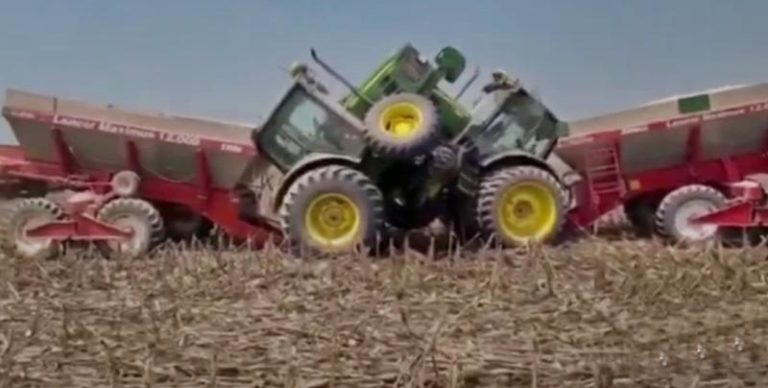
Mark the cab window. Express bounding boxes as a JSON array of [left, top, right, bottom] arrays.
[[474, 92, 556, 159], [258, 87, 365, 170]]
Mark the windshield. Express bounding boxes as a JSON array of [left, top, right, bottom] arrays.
[[472, 90, 558, 159], [258, 86, 365, 170]]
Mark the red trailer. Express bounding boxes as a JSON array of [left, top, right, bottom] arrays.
[[555, 83, 768, 243], [0, 89, 282, 260]]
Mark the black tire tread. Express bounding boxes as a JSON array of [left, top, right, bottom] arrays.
[[654, 184, 726, 241], [278, 165, 385, 254], [0, 197, 65, 260], [363, 93, 441, 159], [96, 198, 165, 258], [475, 166, 567, 247]]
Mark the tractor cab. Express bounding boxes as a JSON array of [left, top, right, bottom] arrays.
[[456, 70, 568, 161], [254, 66, 368, 173]]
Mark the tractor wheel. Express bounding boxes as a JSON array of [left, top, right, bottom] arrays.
[[363, 93, 441, 159], [0, 198, 64, 260], [279, 165, 384, 256], [476, 166, 567, 247], [96, 198, 165, 260], [654, 184, 726, 244]]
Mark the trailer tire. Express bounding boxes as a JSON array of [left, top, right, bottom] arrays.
[[654, 184, 726, 243], [0, 198, 65, 260], [363, 93, 441, 159], [279, 165, 384, 256], [476, 166, 567, 247], [96, 198, 165, 260]]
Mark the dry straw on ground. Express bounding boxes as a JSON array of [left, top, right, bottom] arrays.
[[2, 233, 768, 387]]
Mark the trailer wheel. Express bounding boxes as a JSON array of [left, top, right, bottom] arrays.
[[476, 166, 567, 247], [279, 165, 384, 256], [363, 93, 441, 159], [655, 184, 726, 243], [96, 198, 165, 259], [0, 198, 65, 260]]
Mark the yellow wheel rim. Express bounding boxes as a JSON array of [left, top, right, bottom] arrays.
[[378, 102, 424, 138], [497, 181, 558, 243], [305, 193, 361, 248]]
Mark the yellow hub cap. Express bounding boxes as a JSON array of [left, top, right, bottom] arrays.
[[379, 102, 423, 138], [305, 193, 361, 248], [497, 182, 557, 242]]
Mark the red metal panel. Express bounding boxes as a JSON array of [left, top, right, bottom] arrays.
[[566, 121, 768, 229], [5, 109, 257, 156], [689, 201, 755, 227]]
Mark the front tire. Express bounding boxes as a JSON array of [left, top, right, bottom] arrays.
[[278, 165, 385, 256], [476, 166, 567, 247]]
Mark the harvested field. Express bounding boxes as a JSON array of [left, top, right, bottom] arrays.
[[2, 234, 768, 387]]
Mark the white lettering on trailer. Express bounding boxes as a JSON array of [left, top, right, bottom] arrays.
[[665, 116, 701, 128], [125, 126, 156, 139], [749, 103, 768, 113], [54, 115, 98, 130], [18, 110, 251, 154], [220, 143, 243, 153], [98, 121, 124, 134], [703, 108, 746, 122], [160, 132, 200, 146], [8, 110, 35, 120], [97, 121, 156, 140]]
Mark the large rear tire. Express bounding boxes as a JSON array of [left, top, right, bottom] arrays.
[[654, 184, 726, 244], [0, 198, 64, 260], [96, 198, 165, 260], [363, 93, 441, 159], [279, 165, 385, 256], [475, 166, 567, 247]]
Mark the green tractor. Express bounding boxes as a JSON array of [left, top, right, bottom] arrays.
[[251, 45, 574, 255]]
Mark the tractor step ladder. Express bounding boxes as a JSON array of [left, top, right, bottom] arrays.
[[583, 143, 626, 200]]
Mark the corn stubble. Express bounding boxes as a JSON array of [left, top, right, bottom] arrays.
[[2, 231, 768, 387]]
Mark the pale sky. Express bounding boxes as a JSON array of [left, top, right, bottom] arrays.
[[2, 0, 767, 143]]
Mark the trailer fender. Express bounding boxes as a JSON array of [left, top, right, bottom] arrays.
[[273, 153, 362, 212]]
